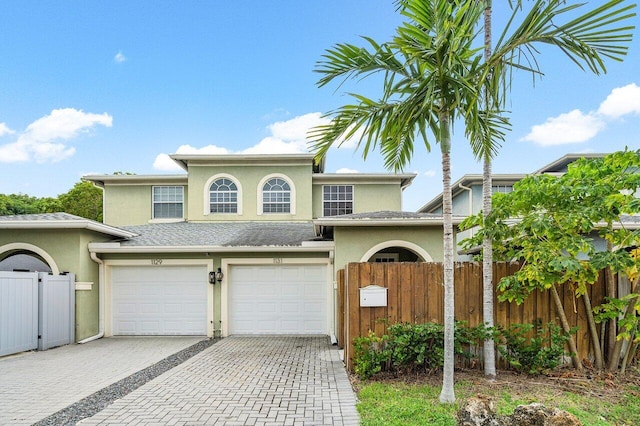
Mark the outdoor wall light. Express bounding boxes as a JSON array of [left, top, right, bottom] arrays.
[[209, 267, 224, 284]]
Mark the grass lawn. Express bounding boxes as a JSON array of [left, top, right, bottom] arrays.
[[355, 369, 640, 425]]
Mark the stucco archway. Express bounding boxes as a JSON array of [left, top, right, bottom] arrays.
[[0, 242, 60, 274], [359, 240, 433, 263]]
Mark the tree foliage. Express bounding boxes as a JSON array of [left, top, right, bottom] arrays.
[[461, 149, 640, 303], [58, 181, 103, 222], [0, 193, 61, 216], [0, 181, 103, 222], [461, 149, 640, 370]]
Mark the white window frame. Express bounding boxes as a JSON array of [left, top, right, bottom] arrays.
[[204, 174, 243, 216], [257, 174, 296, 215], [322, 185, 354, 216], [152, 186, 184, 219]]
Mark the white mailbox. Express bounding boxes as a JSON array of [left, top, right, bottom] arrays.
[[359, 285, 388, 307]]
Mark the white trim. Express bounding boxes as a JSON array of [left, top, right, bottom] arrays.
[[359, 240, 433, 262], [75, 281, 93, 291], [0, 219, 137, 238], [88, 243, 332, 254], [220, 257, 332, 337], [257, 173, 296, 216], [203, 173, 243, 216], [0, 242, 61, 275], [152, 185, 185, 220], [314, 217, 464, 226], [103, 259, 214, 337], [322, 184, 354, 216]]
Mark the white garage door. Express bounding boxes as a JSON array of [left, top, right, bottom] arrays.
[[229, 264, 327, 335], [111, 265, 207, 335]]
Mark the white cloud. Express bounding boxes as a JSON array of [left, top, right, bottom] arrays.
[[114, 51, 126, 63], [335, 168, 359, 173], [153, 154, 182, 171], [0, 123, 15, 137], [521, 109, 605, 146], [522, 83, 640, 147], [175, 144, 230, 155], [423, 170, 436, 177], [597, 83, 640, 118], [0, 108, 112, 163], [153, 144, 230, 171], [154, 113, 331, 171]]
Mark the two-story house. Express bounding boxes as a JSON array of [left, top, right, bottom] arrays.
[[0, 153, 452, 342]]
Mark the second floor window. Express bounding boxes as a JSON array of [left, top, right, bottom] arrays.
[[152, 186, 183, 219], [262, 178, 290, 213], [210, 178, 238, 213], [323, 185, 353, 216]]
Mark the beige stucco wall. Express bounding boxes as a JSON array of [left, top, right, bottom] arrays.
[[102, 184, 190, 227], [0, 229, 108, 341], [186, 164, 313, 221], [332, 226, 445, 274], [311, 183, 403, 218]]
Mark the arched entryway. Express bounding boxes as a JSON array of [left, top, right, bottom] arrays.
[[0, 243, 58, 274], [360, 240, 433, 263]]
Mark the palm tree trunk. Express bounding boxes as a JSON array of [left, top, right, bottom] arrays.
[[550, 284, 583, 371], [481, 0, 496, 379], [439, 117, 456, 404]]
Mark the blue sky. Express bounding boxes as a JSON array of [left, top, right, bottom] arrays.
[[0, 1, 638, 211]]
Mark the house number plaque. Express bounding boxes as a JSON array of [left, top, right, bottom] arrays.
[[151, 259, 163, 265]]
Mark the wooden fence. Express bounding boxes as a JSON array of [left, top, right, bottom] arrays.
[[338, 262, 606, 371]]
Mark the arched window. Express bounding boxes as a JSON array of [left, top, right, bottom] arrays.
[[262, 178, 291, 213], [210, 178, 238, 213]]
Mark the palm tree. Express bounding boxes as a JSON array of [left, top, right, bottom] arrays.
[[310, 0, 635, 403], [481, 0, 496, 380]]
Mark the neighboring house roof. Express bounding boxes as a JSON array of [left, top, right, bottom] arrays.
[[88, 221, 332, 254], [533, 153, 607, 174], [417, 153, 610, 213], [0, 213, 137, 239], [418, 174, 526, 213]]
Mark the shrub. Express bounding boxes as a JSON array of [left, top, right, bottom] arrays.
[[351, 321, 487, 379], [387, 322, 444, 373], [496, 321, 574, 374], [353, 331, 390, 380]]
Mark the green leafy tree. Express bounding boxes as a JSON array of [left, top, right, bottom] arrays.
[[461, 150, 640, 370], [0, 193, 60, 215], [58, 181, 103, 222], [310, 0, 635, 401]]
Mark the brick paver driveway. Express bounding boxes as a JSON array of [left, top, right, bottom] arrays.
[[0, 337, 204, 425], [80, 336, 359, 425]]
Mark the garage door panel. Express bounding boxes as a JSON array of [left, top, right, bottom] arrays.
[[111, 266, 207, 336], [229, 264, 327, 335]]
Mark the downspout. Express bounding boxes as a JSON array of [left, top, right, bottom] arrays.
[[79, 251, 105, 344], [329, 249, 337, 345]]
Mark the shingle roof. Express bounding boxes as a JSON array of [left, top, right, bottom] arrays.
[[119, 221, 318, 247], [0, 212, 86, 221], [326, 210, 446, 220], [0, 212, 136, 238]]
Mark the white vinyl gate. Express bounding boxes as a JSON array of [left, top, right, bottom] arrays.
[[0, 272, 75, 357]]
